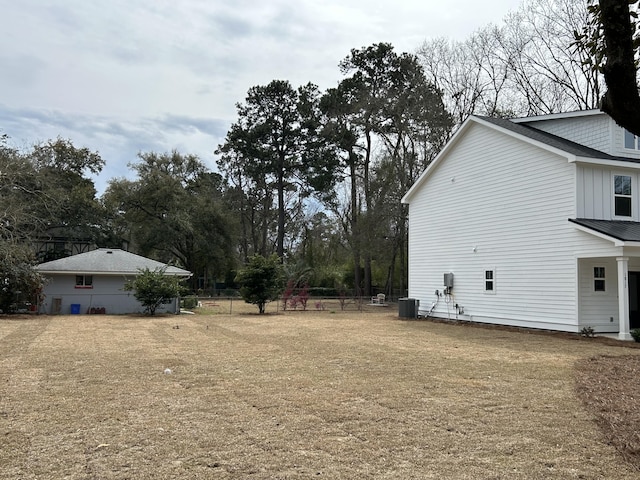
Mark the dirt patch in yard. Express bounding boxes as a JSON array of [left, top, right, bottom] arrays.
[[575, 354, 640, 470], [1, 304, 640, 479]]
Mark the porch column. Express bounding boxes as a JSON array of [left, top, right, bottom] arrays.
[[617, 256, 632, 340]]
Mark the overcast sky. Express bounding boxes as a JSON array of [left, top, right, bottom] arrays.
[[1, 0, 523, 193]]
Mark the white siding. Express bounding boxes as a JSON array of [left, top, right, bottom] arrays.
[[41, 274, 179, 315], [407, 122, 622, 332], [577, 255, 640, 332], [611, 125, 640, 159], [576, 165, 640, 220], [521, 114, 613, 153], [519, 113, 640, 159], [577, 258, 618, 332]]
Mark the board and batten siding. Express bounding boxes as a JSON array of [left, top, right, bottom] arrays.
[[611, 125, 640, 159], [408, 122, 581, 330], [576, 165, 640, 220]]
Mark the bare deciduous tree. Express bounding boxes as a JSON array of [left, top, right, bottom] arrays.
[[418, 0, 603, 123]]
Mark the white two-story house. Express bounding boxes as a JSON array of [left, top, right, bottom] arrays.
[[402, 110, 640, 340]]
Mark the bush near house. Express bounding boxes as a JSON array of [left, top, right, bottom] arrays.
[[124, 267, 185, 315]]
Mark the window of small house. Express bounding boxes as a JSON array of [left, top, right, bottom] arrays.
[[75, 275, 93, 288], [484, 270, 495, 293], [594, 267, 605, 292], [614, 174, 632, 217]]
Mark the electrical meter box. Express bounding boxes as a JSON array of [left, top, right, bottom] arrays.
[[444, 272, 454, 288]]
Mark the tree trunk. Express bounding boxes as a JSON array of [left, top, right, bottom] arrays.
[[599, 0, 640, 136], [276, 154, 286, 260], [349, 152, 362, 294], [362, 128, 373, 297]]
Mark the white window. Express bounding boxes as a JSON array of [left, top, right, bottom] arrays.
[[484, 269, 495, 293], [624, 129, 640, 150], [614, 174, 632, 217], [75, 275, 93, 288], [594, 267, 605, 292]]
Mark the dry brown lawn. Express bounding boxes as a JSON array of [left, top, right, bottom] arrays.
[[1, 301, 640, 479]]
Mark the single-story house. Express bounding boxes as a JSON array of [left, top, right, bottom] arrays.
[[36, 248, 192, 315], [402, 109, 640, 340]]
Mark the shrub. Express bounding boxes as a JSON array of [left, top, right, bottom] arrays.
[[580, 326, 595, 338], [235, 254, 284, 314], [631, 328, 640, 342], [182, 296, 199, 309], [124, 267, 186, 315]]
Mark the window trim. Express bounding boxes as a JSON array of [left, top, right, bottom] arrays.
[[593, 266, 606, 293], [613, 173, 633, 219], [484, 268, 496, 294], [75, 275, 93, 289], [624, 129, 640, 150]]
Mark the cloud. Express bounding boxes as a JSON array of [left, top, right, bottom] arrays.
[[0, 0, 525, 192], [0, 104, 228, 193]]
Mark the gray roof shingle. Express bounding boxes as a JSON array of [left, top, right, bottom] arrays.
[[477, 116, 640, 164], [36, 248, 191, 276], [569, 218, 640, 242]]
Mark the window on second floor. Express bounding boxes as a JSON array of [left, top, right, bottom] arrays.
[[614, 174, 632, 217], [624, 129, 640, 150]]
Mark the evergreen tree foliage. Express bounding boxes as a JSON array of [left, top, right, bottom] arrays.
[[235, 254, 284, 314], [103, 151, 237, 291]]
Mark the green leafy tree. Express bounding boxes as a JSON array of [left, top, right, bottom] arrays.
[[235, 254, 284, 314], [29, 138, 107, 253], [321, 43, 452, 296], [0, 137, 105, 248], [216, 80, 338, 260], [103, 151, 237, 291], [123, 267, 185, 315]]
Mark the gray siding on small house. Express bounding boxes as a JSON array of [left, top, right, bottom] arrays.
[[41, 274, 178, 315]]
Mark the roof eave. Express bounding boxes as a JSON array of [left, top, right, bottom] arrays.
[[37, 270, 192, 277], [570, 156, 640, 169], [510, 109, 602, 123]]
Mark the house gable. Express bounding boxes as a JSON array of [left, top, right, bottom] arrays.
[[402, 115, 584, 205]]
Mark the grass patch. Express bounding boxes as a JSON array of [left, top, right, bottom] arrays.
[[1, 309, 639, 478]]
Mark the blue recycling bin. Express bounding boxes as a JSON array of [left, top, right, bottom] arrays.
[[70, 304, 81, 314]]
